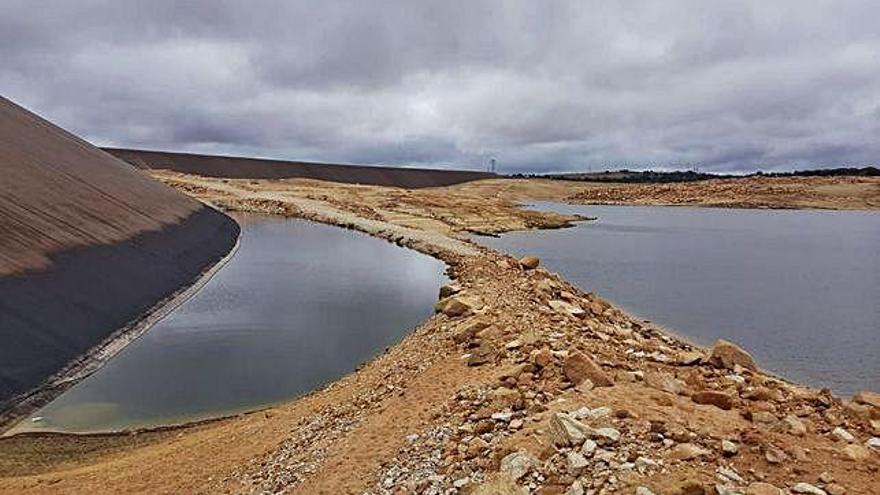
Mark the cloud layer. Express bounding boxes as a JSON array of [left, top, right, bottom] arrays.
[[2, 1, 879, 172]]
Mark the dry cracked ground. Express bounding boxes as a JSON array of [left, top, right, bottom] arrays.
[[0, 174, 878, 495]]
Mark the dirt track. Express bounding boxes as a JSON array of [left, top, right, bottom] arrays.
[[2, 173, 877, 495]]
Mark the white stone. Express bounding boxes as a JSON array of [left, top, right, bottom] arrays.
[[581, 439, 597, 456], [592, 427, 621, 444], [866, 437, 880, 451], [832, 427, 855, 443], [566, 451, 590, 475], [791, 483, 827, 495]]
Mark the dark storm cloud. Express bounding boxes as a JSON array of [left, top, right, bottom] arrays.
[[1, 0, 878, 172]]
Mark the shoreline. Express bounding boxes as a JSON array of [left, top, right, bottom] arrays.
[[2, 175, 877, 494], [0, 212, 242, 436]]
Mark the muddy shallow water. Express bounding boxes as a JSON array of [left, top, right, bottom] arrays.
[[11, 214, 446, 434], [481, 203, 880, 396]]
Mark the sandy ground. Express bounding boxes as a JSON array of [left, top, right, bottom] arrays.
[[1, 174, 877, 495]]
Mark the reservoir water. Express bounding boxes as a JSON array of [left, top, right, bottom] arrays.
[[11, 214, 446, 433], [481, 203, 880, 396]]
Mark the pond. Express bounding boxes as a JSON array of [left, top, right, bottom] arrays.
[[10, 214, 446, 433], [480, 203, 880, 396]]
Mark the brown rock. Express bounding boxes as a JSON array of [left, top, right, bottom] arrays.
[[453, 319, 491, 343], [853, 390, 880, 409], [532, 347, 553, 368], [491, 388, 524, 410], [439, 282, 462, 299], [563, 351, 613, 387], [669, 443, 710, 461], [763, 444, 788, 464], [436, 295, 480, 317], [468, 342, 496, 366], [519, 255, 540, 270], [746, 482, 784, 495], [691, 390, 735, 410], [709, 339, 758, 371]]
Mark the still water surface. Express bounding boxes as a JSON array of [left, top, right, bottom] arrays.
[[13, 214, 445, 433], [481, 203, 879, 396]]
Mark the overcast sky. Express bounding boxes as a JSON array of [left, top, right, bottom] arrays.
[[2, 1, 878, 173]]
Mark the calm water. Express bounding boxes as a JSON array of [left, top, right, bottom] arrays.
[[481, 203, 880, 396], [12, 214, 445, 433]]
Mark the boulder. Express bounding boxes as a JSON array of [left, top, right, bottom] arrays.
[[499, 451, 540, 481], [453, 319, 491, 343], [691, 391, 735, 410], [708, 339, 758, 371], [519, 255, 540, 270], [776, 415, 807, 436], [563, 351, 613, 387]]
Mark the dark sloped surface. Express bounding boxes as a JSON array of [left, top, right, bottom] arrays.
[[105, 148, 494, 188], [0, 97, 239, 410]]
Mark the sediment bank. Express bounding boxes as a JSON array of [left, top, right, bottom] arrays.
[[1, 173, 876, 494]]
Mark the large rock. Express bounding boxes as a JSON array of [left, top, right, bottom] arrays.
[[548, 299, 586, 319], [549, 412, 590, 447], [563, 351, 613, 387], [691, 390, 735, 410], [519, 255, 540, 270], [708, 339, 758, 371]]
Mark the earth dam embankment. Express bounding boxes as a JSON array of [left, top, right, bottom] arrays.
[[104, 147, 494, 188], [0, 97, 239, 428]]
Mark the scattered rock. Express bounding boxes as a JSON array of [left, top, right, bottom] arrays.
[[436, 295, 482, 317], [866, 437, 880, 451], [549, 413, 589, 447], [831, 427, 855, 443], [566, 451, 589, 475], [746, 482, 783, 495], [763, 444, 788, 464], [563, 351, 613, 387], [677, 350, 704, 366], [549, 299, 586, 319], [500, 451, 540, 481], [670, 443, 711, 461], [721, 440, 739, 457], [778, 414, 807, 436], [709, 339, 758, 371], [692, 390, 735, 410], [519, 255, 540, 270], [591, 427, 621, 445], [791, 483, 827, 495], [636, 487, 656, 495]]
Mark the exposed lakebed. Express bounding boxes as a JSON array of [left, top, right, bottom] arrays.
[[11, 214, 446, 434], [481, 203, 880, 396]]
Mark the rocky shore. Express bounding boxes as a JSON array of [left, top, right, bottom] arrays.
[[1, 174, 877, 494]]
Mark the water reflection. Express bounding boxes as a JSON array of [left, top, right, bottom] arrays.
[[14, 214, 446, 433]]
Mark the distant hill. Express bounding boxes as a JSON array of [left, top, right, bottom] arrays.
[[520, 167, 879, 183], [0, 97, 239, 422]]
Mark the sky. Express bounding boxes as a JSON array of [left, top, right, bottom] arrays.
[[1, 1, 879, 174]]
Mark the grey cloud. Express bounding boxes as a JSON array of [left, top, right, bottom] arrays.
[[1, 0, 879, 173]]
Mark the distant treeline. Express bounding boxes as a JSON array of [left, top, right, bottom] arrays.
[[511, 166, 879, 183]]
